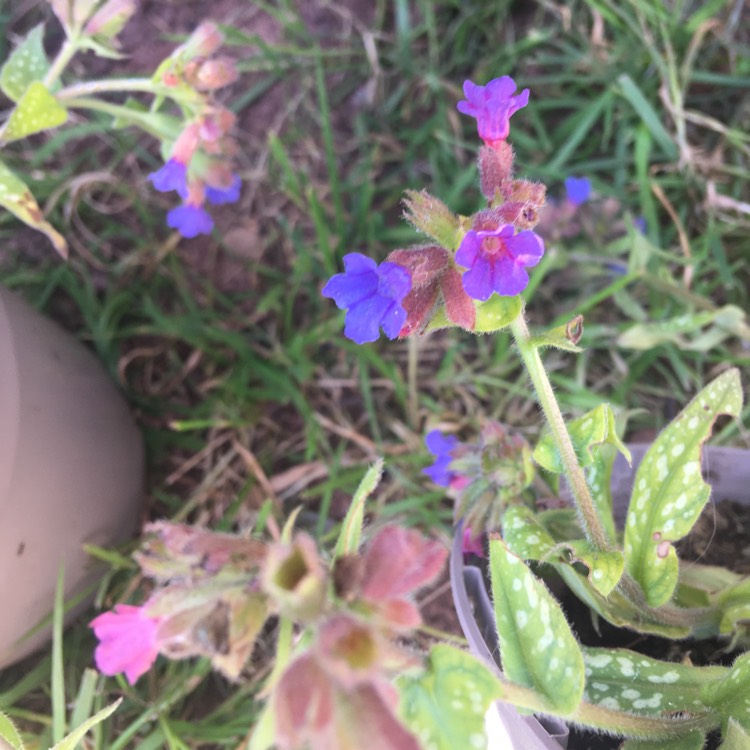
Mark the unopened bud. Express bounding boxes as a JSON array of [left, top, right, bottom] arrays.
[[171, 123, 201, 165], [501, 179, 546, 207], [193, 57, 239, 91], [479, 142, 514, 201], [181, 21, 224, 60], [84, 0, 136, 39]]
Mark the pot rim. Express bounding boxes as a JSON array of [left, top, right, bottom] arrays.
[[0, 289, 21, 505]]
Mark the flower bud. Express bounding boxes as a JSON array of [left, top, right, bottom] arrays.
[[83, 0, 136, 40], [479, 142, 514, 200], [181, 21, 224, 59], [193, 57, 239, 91]]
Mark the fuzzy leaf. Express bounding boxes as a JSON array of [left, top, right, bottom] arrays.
[[716, 578, 750, 636], [583, 647, 723, 718], [720, 720, 750, 750], [0, 712, 24, 750], [397, 644, 504, 750], [2, 81, 68, 141], [50, 699, 122, 750], [528, 316, 584, 353], [620, 732, 705, 750], [333, 459, 383, 559], [701, 653, 750, 734], [585, 445, 619, 545], [489, 536, 584, 714], [624, 369, 743, 607], [533, 404, 631, 474], [0, 158, 67, 257], [402, 190, 462, 251], [0, 25, 49, 102], [503, 506, 623, 597], [473, 294, 522, 333]]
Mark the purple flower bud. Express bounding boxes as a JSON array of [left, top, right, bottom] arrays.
[[564, 176, 591, 206], [205, 175, 241, 205], [423, 430, 460, 487], [457, 76, 530, 145], [167, 204, 214, 238], [322, 253, 411, 345], [456, 225, 544, 300], [149, 158, 188, 195]]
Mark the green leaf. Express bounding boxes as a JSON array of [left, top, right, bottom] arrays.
[[528, 315, 584, 353], [502, 506, 623, 597], [624, 369, 743, 607], [0, 711, 24, 750], [0, 25, 49, 102], [701, 653, 750, 734], [0, 158, 67, 257], [533, 404, 631, 474], [586, 445, 619, 544], [2, 81, 68, 141], [50, 699, 121, 750], [584, 647, 723, 718], [397, 644, 504, 750], [716, 578, 750, 636], [488, 536, 585, 714], [473, 295, 522, 333], [617, 306, 749, 352], [720, 719, 750, 750], [620, 731, 705, 750], [333, 459, 383, 558], [402, 189, 462, 251]]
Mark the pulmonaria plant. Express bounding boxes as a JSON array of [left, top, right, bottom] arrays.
[[0, 3, 243, 255], [322, 75, 750, 749]]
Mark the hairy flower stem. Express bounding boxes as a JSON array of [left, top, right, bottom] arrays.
[[510, 311, 612, 552]]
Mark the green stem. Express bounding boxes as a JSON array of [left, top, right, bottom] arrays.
[[407, 335, 419, 429], [43, 35, 80, 89], [510, 312, 611, 551], [62, 96, 179, 140], [56, 78, 200, 107]]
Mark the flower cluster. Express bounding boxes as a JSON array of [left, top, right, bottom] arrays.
[[147, 23, 242, 238], [89, 522, 446, 750], [321, 76, 546, 344]]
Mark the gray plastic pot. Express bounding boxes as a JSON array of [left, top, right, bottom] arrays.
[[0, 286, 144, 669], [450, 443, 750, 750]]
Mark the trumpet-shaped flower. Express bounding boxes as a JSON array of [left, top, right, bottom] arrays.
[[167, 203, 214, 238], [456, 225, 544, 300], [149, 158, 188, 195], [565, 176, 591, 206], [89, 604, 163, 684], [423, 430, 461, 487], [322, 253, 411, 344], [457, 76, 530, 145], [205, 174, 242, 205]]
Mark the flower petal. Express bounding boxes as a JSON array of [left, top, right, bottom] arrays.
[[509, 230, 544, 267], [493, 257, 529, 296], [461, 254, 495, 301], [343, 294, 392, 344]]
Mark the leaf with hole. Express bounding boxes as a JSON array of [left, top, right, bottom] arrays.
[[534, 404, 630, 474], [397, 644, 504, 750], [489, 535, 584, 714], [624, 369, 743, 607], [2, 81, 68, 142], [0, 158, 67, 257], [0, 25, 49, 102]]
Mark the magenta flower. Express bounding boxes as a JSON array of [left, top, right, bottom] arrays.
[[456, 225, 544, 300], [167, 203, 214, 238], [565, 176, 591, 206], [148, 158, 188, 195], [322, 253, 411, 345], [89, 604, 163, 684], [457, 77, 530, 145]]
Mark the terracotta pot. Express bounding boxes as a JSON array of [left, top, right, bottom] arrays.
[[0, 286, 144, 668], [450, 444, 750, 749]]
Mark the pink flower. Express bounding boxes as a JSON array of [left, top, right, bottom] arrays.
[[456, 225, 544, 300], [89, 604, 163, 684], [457, 76, 530, 145]]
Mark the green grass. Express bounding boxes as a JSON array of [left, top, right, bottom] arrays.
[[1, 0, 749, 746]]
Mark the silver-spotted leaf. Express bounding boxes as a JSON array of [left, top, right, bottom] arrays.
[[620, 732, 705, 750], [583, 647, 723, 717], [474, 295, 522, 333], [2, 81, 68, 141], [0, 158, 67, 257], [624, 369, 743, 607], [585, 445, 619, 545], [0, 25, 49, 102], [503, 506, 623, 597], [534, 404, 631, 474], [701, 653, 750, 733], [489, 536, 584, 714], [716, 578, 750, 636], [397, 644, 504, 750], [720, 719, 750, 750]]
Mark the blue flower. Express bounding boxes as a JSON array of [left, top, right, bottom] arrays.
[[167, 204, 214, 238], [149, 159, 188, 195], [206, 175, 242, 205], [422, 430, 460, 487], [322, 253, 411, 344], [564, 176, 591, 206], [456, 225, 544, 301]]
